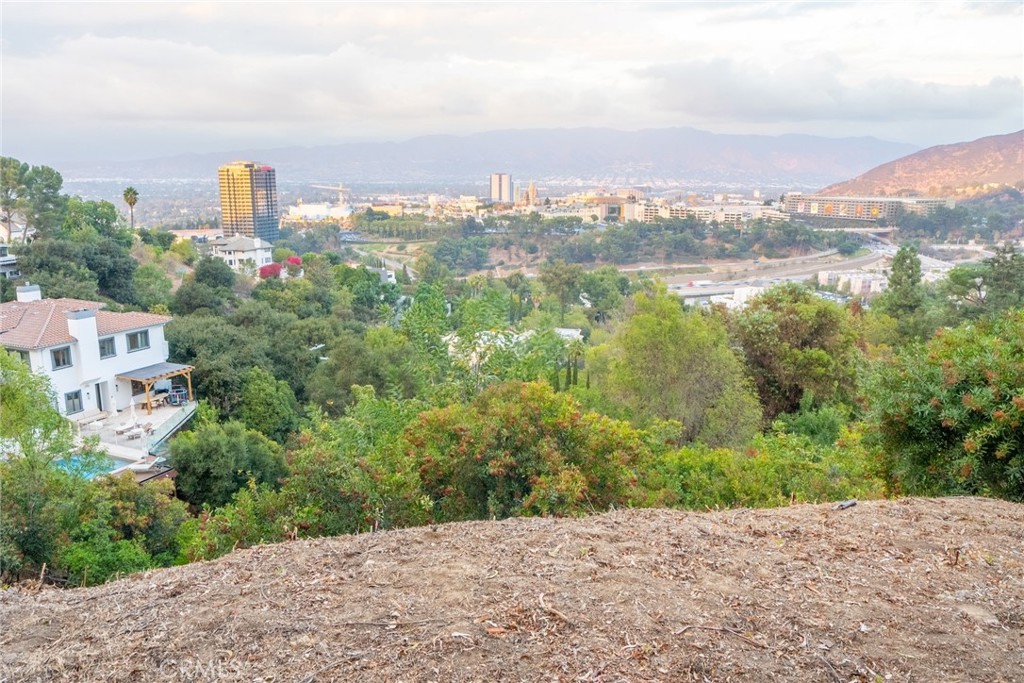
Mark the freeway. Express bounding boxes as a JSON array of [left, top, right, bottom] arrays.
[[663, 248, 892, 299]]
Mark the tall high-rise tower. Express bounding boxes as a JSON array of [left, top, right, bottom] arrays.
[[489, 173, 513, 203], [218, 161, 280, 241]]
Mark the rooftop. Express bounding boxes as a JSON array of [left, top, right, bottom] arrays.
[[0, 298, 171, 351], [209, 235, 268, 251]]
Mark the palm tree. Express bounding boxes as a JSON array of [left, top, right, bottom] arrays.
[[123, 186, 139, 230], [566, 338, 587, 387]]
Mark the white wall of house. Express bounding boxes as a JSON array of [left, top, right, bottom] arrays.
[[209, 238, 274, 272], [28, 316, 170, 417]]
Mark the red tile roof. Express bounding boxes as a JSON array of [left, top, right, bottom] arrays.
[[0, 298, 171, 351]]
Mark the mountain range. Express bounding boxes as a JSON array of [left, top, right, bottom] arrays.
[[819, 130, 1023, 198], [61, 127, 919, 189]]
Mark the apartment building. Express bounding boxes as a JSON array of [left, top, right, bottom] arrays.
[[218, 161, 280, 241]]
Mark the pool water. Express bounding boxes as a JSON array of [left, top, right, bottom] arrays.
[[55, 454, 136, 480]]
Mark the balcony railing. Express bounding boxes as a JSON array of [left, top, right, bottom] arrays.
[[145, 401, 196, 455]]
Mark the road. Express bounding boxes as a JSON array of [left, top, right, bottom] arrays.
[[663, 249, 892, 298]]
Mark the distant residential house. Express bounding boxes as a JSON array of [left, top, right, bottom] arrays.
[[208, 235, 274, 272], [554, 327, 584, 342], [367, 267, 397, 285], [0, 243, 19, 280], [0, 284, 193, 419]]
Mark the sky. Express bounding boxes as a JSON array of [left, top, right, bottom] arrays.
[[1, 1, 1022, 165]]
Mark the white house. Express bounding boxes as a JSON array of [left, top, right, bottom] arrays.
[[0, 285, 193, 419], [208, 235, 273, 272], [0, 243, 20, 280]]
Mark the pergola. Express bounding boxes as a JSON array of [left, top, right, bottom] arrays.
[[116, 362, 195, 415]]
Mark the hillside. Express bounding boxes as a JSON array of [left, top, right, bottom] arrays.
[[58, 127, 917, 188], [819, 130, 1024, 198], [2, 497, 1022, 682]]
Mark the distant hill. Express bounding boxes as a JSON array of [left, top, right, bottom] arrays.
[[59, 127, 917, 189], [819, 130, 1023, 198], [2, 498, 1022, 681]]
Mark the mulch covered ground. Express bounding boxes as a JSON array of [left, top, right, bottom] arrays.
[[2, 496, 1022, 682]]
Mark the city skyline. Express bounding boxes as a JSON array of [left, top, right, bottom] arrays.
[[2, 2, 1022, 165]]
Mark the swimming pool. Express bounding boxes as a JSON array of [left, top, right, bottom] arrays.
[[55, 454, 137, 480]]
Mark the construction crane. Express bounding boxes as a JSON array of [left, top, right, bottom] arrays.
[[310, 182, 350, 206]]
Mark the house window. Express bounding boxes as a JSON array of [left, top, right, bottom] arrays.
[[65, 390, 84, 415], [99, 337, 116, 359], [51, 346, 72, 370], [16, 350, 30, 365], [127, 330, 150, 352]]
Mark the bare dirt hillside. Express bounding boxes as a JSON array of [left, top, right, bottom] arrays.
[[820, 130, 1024, 198], [2, 497, 1022, 682]]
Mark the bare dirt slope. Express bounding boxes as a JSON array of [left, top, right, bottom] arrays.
[[2, 497, 1022, 682]]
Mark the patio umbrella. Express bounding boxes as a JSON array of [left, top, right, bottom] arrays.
[[129, 397, 138, 425]]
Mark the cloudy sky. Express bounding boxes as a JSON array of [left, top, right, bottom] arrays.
[[2, 1, 1021, 164]]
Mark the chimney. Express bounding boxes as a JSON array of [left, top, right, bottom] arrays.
[[16, 283, 42, 302], [66, 308, 100, 369]]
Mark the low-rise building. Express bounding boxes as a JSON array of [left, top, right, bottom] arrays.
[[208, 235, 274, 272], [783, 193, 953, 222], [817, 270, 889, 296]]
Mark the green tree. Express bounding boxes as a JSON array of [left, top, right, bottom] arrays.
[[865, 312, 1024, 501], [730, 283, 860, 422], [591, 286, 762, 447], [0, 156, 29, 238], [877, 245, 924, 316], [239, 366, 301, 443], [133, 263, 173, 311], [16, 234, 137, 303], [192, 256, 236, 290], [539, 259, 584, 323], [169, 421, 287, 508], [62, 197, 129, 247], [307, 327, 422, 415], [171, 281, 228, 316], [59, 512, 152, 587], [405, 381, 653, 521], [942, 243, 1024, 321], [23, 164, 68, 238], [122, 186, 139, 231], [0, 349, 107, 577]]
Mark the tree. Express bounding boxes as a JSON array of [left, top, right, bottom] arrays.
[[942, 243, 1024, 321], [307, 327, 422, 415], [23, 164, 68, 238], [730, 283, 859, 422], [133, 263, 173, 311], [591, 286, 762, 447], [0, 349, 104, 577], [62, 197, 129, 247], [539, 260, 584, 323], [192, 256, 236, 290], [405, 381, 653, 521], [877, 245, 924, 317], [122, 186, 139, 231], [171, 281, 228, 316], [866, 312, 1024, 501], [0, 156, 29, 238], [15, 231, 137, 303], [169, 421, 286, 508], [239, 366, 301, 443]]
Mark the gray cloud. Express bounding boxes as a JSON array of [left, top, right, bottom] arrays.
[[639, 59, 1023, 123], [2, 1, 1021, 163]]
